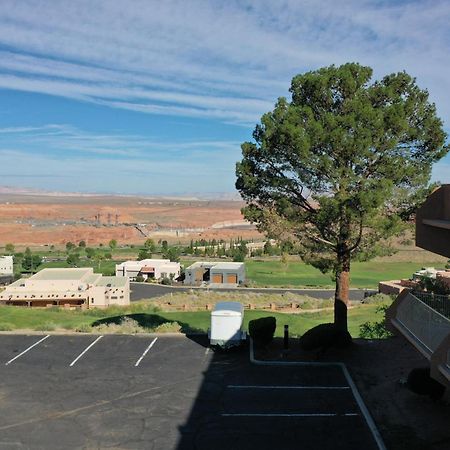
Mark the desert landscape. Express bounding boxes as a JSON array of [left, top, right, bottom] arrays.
[[0, 188, 261, 247]]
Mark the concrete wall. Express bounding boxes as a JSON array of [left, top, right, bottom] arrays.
[[416, 184, 450, 258]]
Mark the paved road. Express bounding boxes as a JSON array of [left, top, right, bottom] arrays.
[[0, 334, 381, 450], [130, 282, 373, 302]]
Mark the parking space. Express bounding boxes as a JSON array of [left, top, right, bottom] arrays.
[[0, 334, 210, 371], [0, 335, 381, 450], [178, 361, 380, 450]]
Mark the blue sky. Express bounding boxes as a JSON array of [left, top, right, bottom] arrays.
[[0, 0, 449, 195]]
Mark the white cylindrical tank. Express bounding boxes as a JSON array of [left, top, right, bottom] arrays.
[[209, 301, 245, 348]]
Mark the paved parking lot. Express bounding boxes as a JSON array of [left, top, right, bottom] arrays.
[[0, 335, 381, 450]]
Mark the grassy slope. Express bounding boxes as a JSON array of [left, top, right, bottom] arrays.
[[0, 303, 385, 337], [245, 259, 444, 288]]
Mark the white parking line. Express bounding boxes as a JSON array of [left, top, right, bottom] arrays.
[[134, 337, 158, 367], [69, 335, 103, 367], [227, 385, 350, 390], [5, 335, 50, 366], [222, 413, 359, 417]]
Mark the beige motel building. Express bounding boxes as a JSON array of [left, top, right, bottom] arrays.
[[0, 268, 130, 308]]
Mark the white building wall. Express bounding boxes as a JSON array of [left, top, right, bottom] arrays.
[[0, 256, 13, 275], [116, 259, 180, 280]]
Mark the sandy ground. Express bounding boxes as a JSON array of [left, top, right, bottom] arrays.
[[258, 336, 450, 450], [0, 194, 262, 245]]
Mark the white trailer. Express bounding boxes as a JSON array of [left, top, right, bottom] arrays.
[[209, 302, 246, 348]]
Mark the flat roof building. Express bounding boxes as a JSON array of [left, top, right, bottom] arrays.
[[416, 184, 450, 258], [116, 259, 181, 281], [0, 255, 13, 275], [184, 261, 245, 286], [0, 268, 129, 308]]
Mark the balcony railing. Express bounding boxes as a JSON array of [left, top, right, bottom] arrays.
[[388, 290, 450, 387], [411, 290, 450, 319], [395, 292, 449, 355]]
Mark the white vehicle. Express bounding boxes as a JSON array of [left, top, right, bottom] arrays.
[[209, 301, 246, 348]]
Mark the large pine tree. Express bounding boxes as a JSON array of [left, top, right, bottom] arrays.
[[236, 63, 448, 331]]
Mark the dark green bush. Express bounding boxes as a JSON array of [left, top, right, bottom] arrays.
[[359, 305, 392, 339], [299, 323, 352, 351], [135, 275, 145, 282], [161, 277, 172, 285], [248, 316, 276, 346], [407, 367, 445, 400]]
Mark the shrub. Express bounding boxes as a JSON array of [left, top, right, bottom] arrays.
[[34, 322, 57, 331], [361, 293, 393, 304], [359, 305, 392, 339], [75, 324, 92, 333], [153, 321, 182, 333], [407, 367, 445, 400], [135, 275, 145, 282], [299, 323, 352, 351], [248, 316, 276, 346], [160, 277, 171, 285], [93, 317, 144, 334], [0, 323, 14, 331]]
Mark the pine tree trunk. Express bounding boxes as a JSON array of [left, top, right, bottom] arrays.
[[334, 250, 350, 332]]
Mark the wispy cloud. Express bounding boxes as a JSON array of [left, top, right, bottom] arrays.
[[0, 124, 242, 192], [0, 0, 449, 125]]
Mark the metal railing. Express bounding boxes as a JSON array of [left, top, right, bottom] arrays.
[[411, 291, 450, 319], [396, 292, 450, 355]]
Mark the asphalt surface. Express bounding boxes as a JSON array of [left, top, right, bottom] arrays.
[[0, 334, 380, 450], [130, 282, 372, 302]]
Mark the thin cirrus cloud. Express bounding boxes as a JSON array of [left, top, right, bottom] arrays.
[[0, 0, 449, 123], [0, 125, 242, 193], [0, 0, 449, 193]]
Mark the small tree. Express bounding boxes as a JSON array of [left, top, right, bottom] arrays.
[[263, 240, 274, 256], [137, 248, 150, 260], [164, 246, 180, 262], [144, 238, 156, 253], [108, 239, 117, 250], [66, 253, 80, 266], [5, 243, 14, 254], [66, 242, 76, 252], [85, 247, 96, 259], [94, 253, 104, 270], [78, 240, 86, 248], [236, 63, 449, 332], [22, 247, 42, 273], [233, 251, 245, 262]]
